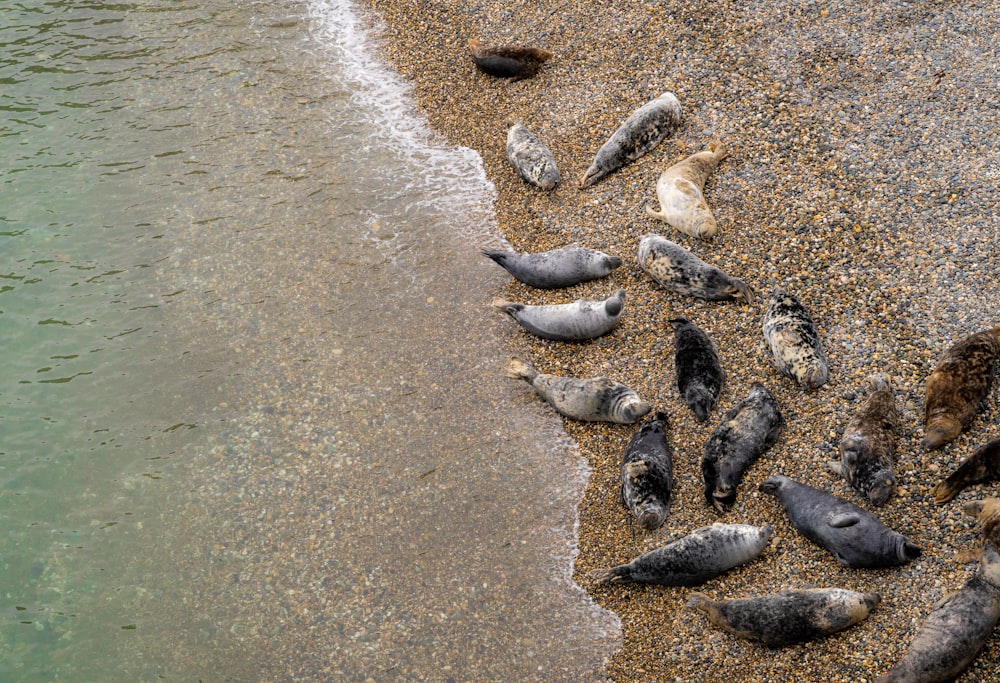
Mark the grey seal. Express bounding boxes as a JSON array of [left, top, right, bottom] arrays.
[[482, 245, 621, 289], [505, 121, 560, 190], [620, 411, 674, 531], [762, 288, 829, 391], [670, 316, 725, 422], [467, 39, 552, 80], [492, 289, 624, 341], [637, 234, 756, 305], [932, 436, 1000, 503], [646, 141, 728, 239]]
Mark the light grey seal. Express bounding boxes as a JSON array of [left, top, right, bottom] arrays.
[[762, 288, 829, 391], [637, 234, 756, 305], [505, 121, 560, 190], [492, 289, 625, 341], [932, 436, 1000, 503], [482, 245, 622, 289], [467, 38, 552, 80], [620, 411, 674, 531], [687, 587, 880, 647], [670, 316, 725, 422], [646, 141, 728, 239], [876, 544, 1000, 683], [827, 374, 899, 506], [591, 523, 773, 586], [759, 474, 920, 568], [579, 91, 683, 189], [505, 356, 651, 424]]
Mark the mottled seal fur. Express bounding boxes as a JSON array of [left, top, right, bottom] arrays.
[[762, 289, 829, 391], [467, 38, 552, 80], [482, 245, 621, 289], [671, 317, 724, 421], [876, 544, 1000, 683], [620, 411, 674, 530], [702, 382, 783, 512], [492, 289, 625, 341], [687, 588, 880, 647], [637, 234, 756, 305], [579, 91, 683, 188], [505, 356, 651, 424], [759, 474, 920, 568], [827, 374, 899, 506], [922, 327, 1000, 450], [932, 436, 1000, 503], [591, 523, 772, 586], [962, 498, 1000, 549], [646, 141, 728, 239], [505, 121, 560, 190]]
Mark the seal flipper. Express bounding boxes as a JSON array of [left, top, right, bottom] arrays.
[[827, 513, 860, 528], [826, 461, 846, 478]]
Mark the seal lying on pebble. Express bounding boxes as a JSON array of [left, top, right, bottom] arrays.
[[467, 38, 552, 80], [671, 317, 724, 422], [646, 141, 728, 239], [922, 326, 1000, 450], [492, 289, 625, 341], [620, 411, 674, 530], [687, 587, 880, 647], [505, 356, 651, 424], [932, 436, 1000, 503], [505, 121, 560, 190], [702, 382, 783, 512], [962, 498, 1000, 549], [579, 91, 683, 189], [482, 245, 621, 289], [591, 523, 772, 586], [762, 289, 829, 391], [759, 474, 920, 568], [876, 544, 1000, 683], [828, 374, 899, 506], [637, 234, 756, 305]]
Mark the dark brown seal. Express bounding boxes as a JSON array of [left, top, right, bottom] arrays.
[[932, 436, 1000, 503], [467, 39, 552, 80]]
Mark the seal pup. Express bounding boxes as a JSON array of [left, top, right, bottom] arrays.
[[481, 245, 621, 289], [579, 91, 683, 189], [962, 498, 1000, 549], [637, 234, 756, 305], [492, 289, 625, 341], [687, 587, 880, 647], [505, 121, 560, 190], [505, 357, 651, 424], [759, 474, 920, 568], [670, 317, 725, 422], [702, 382, 783, 512], [922, 327, 1000, 450], [591, 523, 772, 586], [467, 38, 552, 80], [876, 544, 1000, 683], [762, 289, 829, 391], [646, 141, 728, 239], [827, 374, 899, 506], [620, 411, 674, 530], [932, 436, 1000, 503]]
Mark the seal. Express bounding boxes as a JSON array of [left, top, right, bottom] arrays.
[[481, 245, 622, 289], [962, 498, 1000, 549], [827, 374, 899, 506], [922, 326, 1000, 450], [762, 288, 829, 391], [876, 544, 1000, 683], [492, 289, 625, 341], [467, 38, 552, 80], [637, 234, 756, 305], [670, 316, 725, 422], [505, 121, 560, 190], [702, 382, 783, 512], [759, 474, 921, 568], [591, 523, 773, 586], [579, 91, 683, 189], [505, 356, 651, 424], [620, 411, 674, 531], [687, 587, 881, 647], [646, 141, 728, 239], [932, 436, 1000, 503]]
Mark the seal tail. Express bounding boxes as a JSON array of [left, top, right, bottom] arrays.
[[588, 565, 631, 585], [645, 204, 668, 222], [685, 592, 711, 612], [492, 296, 523, 316], [707, 140, 728, 161], [932, 477, 963, 504], [732, 278, 758, 307], [505, 356, 538, 383], [481, 249, 509, 267], [579, 164, 604, 189]]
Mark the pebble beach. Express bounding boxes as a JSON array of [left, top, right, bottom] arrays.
[[357, 1, 1000, 681]]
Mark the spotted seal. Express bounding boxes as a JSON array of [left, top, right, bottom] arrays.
[[505, 356, 651, 424], [827, 374, 899, 506], [620, 411, 674, 530], [759, 474, 920, 568], [579, 91, 683, 189], [591, 523, 773, 586], [762, 288, 829, 391], [492, 289, 624, 341], [646, 141, 728, 239], [467, 39, 552, 80], [876, 544, 1000, 683], [637, 234, 756, 305], [505, 121, 560, 190], [482, 245, 621, 289], [670, 317, 725, 422], [932, 436, 1000, 503], [922, 326, 1000, 450], [702, 382, 783, 512], [687, 587, 880, 647]]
